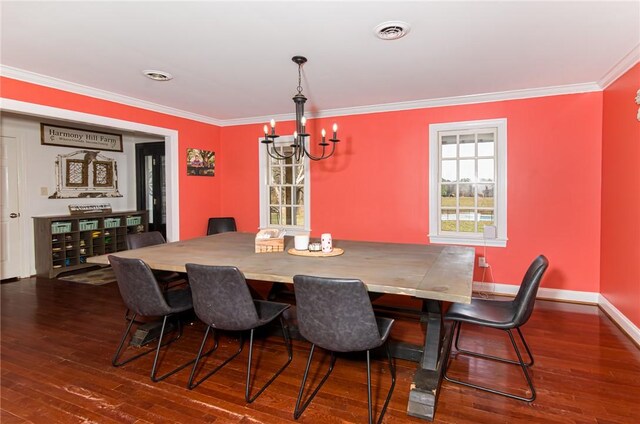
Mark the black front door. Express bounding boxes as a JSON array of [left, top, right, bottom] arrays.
[[136, 142, 166, 238]]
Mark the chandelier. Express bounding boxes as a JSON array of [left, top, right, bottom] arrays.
[[261, 56, 340, 161]]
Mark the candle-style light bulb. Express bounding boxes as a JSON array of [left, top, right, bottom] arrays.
[[321, 128, 326, 141], [263, 124, 268, 135], [332, 123, 338, 139], [301, 116, 306, 126], [293, 131, 298, 139], [270, 119, 276, 128]]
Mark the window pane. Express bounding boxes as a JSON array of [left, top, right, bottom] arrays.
[[269, 206, 280, 225], [478, 184, 494, 207], [440, 209, 456, 231], [459, 209, 476, 232], [295, 187, 304, 205], [441, 160, 457, 182], [295, 205, 305, 226], [478, 133, 494, 156], [270, 166, 281, 184], [459, 159, 475, 182], [283, 166, 293, 184], [270, 187, 280, 204], [441, 135, 457, 158], [459, 184, 475, 207], [459, 134, 475, 157], [441, 184, 456, 207], [281, 187, 292, 205], [478, 210, 495, 232], [295, 165, 305, 185], [283, 206, 293, 225], [478, 159, 494, 182]]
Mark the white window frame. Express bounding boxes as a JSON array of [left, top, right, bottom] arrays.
[[428, 118, 507, 247], [258, 135, 311, 235]]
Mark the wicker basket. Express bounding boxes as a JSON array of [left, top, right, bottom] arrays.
[[255, 229, 285, 253]]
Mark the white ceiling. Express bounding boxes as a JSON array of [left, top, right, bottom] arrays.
[[1, 1, 639, 123]]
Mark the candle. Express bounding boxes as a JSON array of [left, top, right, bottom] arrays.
[[270, 119, 276, 128], [263, 124, 268, 138], [321, 128, 326, 142], [332, 123, 338, 139], [301, 116, 306, 132]]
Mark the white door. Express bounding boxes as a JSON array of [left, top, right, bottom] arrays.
[[1, 136, 23, 279]]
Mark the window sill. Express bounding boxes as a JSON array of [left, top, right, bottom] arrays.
[[259, 226, 310, 236], [428, 235, 507, 248]]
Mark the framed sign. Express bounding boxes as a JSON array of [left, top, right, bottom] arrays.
[[41, 123, 123, 152]]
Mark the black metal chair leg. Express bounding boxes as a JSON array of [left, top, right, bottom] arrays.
[[188, 329, 244, 390], [445, 327, 536, 402], [245, 319, 293, 403], [293, 345, 337, 420], [366, 350, 373, 424], [112, 313, 181, 367], [150, 316, 203, 382], [377, 343, 396, 424], [453, 322, 534, 367]]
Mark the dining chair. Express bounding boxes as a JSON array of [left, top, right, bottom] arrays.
[[109, 255, 199, 382], [125, 231, 183, 286], [444, 254, 549, 402], [185, 263, 292, 403], [206, 217, 237, 235], [292, 275, 395, 424]]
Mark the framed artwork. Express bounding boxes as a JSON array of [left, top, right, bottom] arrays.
[[187, 148, 215, 176], [49, 150, 122, 198]]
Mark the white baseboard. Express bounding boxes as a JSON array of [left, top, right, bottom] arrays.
[[473, 282, 639, 346], [598, 295, 640, 346]]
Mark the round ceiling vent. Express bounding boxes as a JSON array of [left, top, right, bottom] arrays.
[[374, 21, 411, 40], [142, 70, 174, 81]]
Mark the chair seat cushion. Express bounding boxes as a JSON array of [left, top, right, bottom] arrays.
[[164, 287, 193, 314], [254, 300, 290, 327], [445, 298, 518, 330], [376, 316, 395, 344]]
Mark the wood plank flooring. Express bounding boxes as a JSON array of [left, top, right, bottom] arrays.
[[1, 277, 639, 423]]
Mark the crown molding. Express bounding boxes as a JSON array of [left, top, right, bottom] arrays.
[[0, 65, 224, 126], [2, 64, 601, 128], [598, 43, 640, 89], [219, 82, 602, 126]]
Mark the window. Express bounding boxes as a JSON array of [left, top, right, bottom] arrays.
[[259, 135, 310, 234], [429, 119, 507, 247]]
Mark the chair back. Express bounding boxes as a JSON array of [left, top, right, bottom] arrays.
[[185, 264, 259, 331], [293, 275, 383, 352], [109, 255, 171, 316], [512, 255, 549, 327], [207, 217, 237, 235], [126, 231, 166, 250]]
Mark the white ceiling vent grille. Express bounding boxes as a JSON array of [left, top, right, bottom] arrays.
[[374, 21, 411, 40]]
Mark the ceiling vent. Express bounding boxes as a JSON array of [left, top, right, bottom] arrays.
[[142, 70, 173, 81], [374, 21, 411, 40]]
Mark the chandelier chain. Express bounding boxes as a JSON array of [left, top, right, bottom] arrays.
[[297, 64, 303, 94]]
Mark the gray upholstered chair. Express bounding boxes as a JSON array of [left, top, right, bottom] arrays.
[[109, 255, 197, 382], [125, 231, 182, 286], [444, 254, 549, 402], [292, 275, 395, 424], [206, 217, 237, 235], [185, 264, 292, 403]]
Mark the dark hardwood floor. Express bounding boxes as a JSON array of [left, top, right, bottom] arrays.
[[1, 277, 639, 423]]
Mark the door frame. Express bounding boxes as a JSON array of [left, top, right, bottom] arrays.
[[135, 142, 167, 237], [0, 98, 180, 277]]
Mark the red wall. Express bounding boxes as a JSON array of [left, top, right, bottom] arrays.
[[221, 93, 604, 292], [0, 77, 222, 240], [600, 63, 640, 327]]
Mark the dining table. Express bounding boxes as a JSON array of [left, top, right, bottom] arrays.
[[89, 232, 474, 421]]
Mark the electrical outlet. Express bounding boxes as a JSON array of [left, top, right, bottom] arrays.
[[40, 187, 49, 196], [478, 256, 489, 268]]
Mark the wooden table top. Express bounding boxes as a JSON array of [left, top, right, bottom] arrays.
[[89, 232, 474, 304]]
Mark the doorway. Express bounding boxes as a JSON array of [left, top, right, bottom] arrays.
[[0, 135, 24, 280], [136, 142, 167, 238]]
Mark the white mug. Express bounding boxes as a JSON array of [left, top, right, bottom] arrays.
[[294, 234, 310, 251], [321, 233, 333, 253]]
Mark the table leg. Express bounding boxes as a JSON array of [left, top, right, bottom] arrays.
[[406, 299, 453, 421]]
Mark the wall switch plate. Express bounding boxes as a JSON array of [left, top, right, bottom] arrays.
[[478, 256, 489, 268], [40, 187, 48, 196]]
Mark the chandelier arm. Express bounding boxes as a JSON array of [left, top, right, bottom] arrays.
[[303, 140, 333, 161], [268, 144, 296, 160]]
